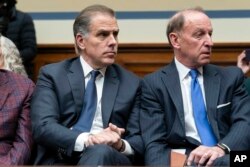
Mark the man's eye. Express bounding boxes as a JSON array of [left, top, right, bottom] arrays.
[[99, 32, 108, 37], [194, 32, 203, 38], [113, 31, 119, 38]]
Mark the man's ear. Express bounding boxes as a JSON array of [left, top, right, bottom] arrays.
[[75, 33, 86, 50], [169, 32, 181, 49]]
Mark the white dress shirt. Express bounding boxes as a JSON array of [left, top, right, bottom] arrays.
[[175, 57, 207, 143], [74, 56, 133, 155]]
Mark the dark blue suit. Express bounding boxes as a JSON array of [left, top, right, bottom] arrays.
[[31, 57, 143, 165], [244, 77, 250, 95], [140, 61, 250, 166]]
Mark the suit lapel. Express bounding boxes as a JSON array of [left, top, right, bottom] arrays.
[[0, 71, 12, 110], [102, 66, 119, 128], [161, 62, 186, 133], [203, 65, 220, 139], [67, 58, 85, 118]]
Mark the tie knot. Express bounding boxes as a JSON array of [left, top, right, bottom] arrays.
[[189, 69, 199, 79], [90, 70, 100, 80]]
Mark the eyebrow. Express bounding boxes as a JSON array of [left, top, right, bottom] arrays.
[[96, 28, 119, 33]]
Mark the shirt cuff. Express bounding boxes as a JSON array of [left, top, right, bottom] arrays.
[[217, 143, 230, 154], [74, 132, 90, 152], [121, 139, 134, 156]]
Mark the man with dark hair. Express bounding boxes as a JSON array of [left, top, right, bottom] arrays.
[[0, 0, 37, 79], [140, 7, 250, 166], [31, 4, 143, 165]]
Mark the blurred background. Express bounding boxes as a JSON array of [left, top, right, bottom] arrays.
[[16, 0, 250, 80], [17, 0, 250, 44]]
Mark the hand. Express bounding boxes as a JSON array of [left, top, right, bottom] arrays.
[[108, 123, 126, 150], [237, 50, 250, 74], [86, 128, 120, 146], [186, 145, 225, 167], [108, 123, 125, 135], [86, 123, 125, 151]]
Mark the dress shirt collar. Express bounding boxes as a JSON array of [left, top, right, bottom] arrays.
[[174, 57, 203, 80], [80, 56, 106, 77]]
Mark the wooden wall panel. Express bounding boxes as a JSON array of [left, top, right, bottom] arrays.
[[34, 43, 250, 81]]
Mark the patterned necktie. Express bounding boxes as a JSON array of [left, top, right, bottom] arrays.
[[190, 69, 217, 146], [73, 70, 99, 132]]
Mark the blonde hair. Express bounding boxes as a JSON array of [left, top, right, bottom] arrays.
[[0, 35, 27, 77]]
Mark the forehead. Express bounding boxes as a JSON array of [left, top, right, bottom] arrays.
[[183, 11, 212, 32], [89, 14, 118, 32]]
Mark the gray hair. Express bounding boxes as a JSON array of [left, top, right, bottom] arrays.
[[0, 35, 27, 77], [73, 4, 115, 54], [166, 7, 205, 46]]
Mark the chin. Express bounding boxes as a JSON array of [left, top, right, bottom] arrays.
[[201, 60, 210, 66], [104, 59, 115, 66]]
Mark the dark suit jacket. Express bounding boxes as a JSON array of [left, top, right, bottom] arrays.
[[6, 9, 37, 78], [244, 77, 250, 95], [140, 61, 250, 165], [0, 70, 34, 165], [31, 57, 143, 165]]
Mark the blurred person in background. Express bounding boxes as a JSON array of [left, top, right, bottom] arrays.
[[0, 0, 37, 79], [237, 50, 250, 75], [0, 69, 34, 165], [237, 50, 250, 94], [0, 35, 34, 165]]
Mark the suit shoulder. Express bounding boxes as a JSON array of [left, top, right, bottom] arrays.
[[111, 64, 140, 80], [40, 57, 78, 73], [209, 64, 243, 76], [206, 64, 245, 86], [143, 66, 166, 81], [2, 70, 34, 88]]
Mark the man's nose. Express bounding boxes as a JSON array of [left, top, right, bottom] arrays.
[[108, 35, 118, 46], [205, 35, 213, 46]]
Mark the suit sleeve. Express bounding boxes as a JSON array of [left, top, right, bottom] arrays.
[[219, 69, 250, 150], [124, 80, 144, 158], [31, 67, 80, 157], [140, 77, 171, 165]]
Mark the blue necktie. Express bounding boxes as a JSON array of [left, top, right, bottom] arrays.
[[74, 70, 99, 132], [190, 69, 217, 146]]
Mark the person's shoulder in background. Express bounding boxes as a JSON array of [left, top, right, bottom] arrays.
[[0, 69, 34, 90]]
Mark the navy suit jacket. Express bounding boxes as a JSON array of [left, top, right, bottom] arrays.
[[31, 57, 143, 165], [244, 77, 250, 95], [140, 61, 250, 165], [0, 70, 34, 165]]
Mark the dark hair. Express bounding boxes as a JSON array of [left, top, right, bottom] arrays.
[[73, 4, 115, 37], [0, 0, 17, 34], [73, 4, 115, 54], [0, 0, 16, 9]]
